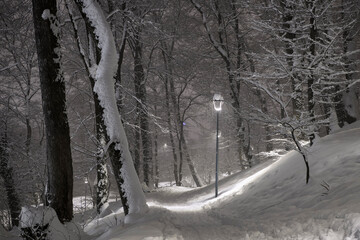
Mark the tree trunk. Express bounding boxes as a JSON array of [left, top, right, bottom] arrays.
[[32, 0, 73, 223], [134, 117, 141, 177], [153, 117, 159, 188], [307, 0, 316, 146], [108, 0, 127, 114], [67, 2, 110, 213], [169, 76, 201, 186], [161, 44, 180, 186], [180, 130, 202, 187], [165, 79, 180, 186], [107, 143, 129, 215], [335, 1, 358, 127], [280, 0, 302, 117], [0, 129, 21, 228], [334, 86, 357, 128], [91, 80, 109, 213], [130, 27, 153, 188]]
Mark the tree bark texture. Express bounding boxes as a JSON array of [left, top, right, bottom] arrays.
[[32, 0, 73, 223], [107, 143, 129, 215]]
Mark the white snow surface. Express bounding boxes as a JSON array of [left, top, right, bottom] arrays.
[[80, 0, 148, 215], [84, 123, 360, 240]]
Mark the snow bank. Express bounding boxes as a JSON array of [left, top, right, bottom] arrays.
[[20, 206, 81, 240], [88, 123, 360, 239]]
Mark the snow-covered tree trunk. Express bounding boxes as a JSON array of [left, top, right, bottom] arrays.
[[66, 2, 109, 213], [32, 0, 74, 223], [75, 0, 148, 216], [92, 91, 109, 213], [108, 0, 127, 114]]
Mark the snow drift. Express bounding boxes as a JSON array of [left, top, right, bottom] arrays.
[[86, 122, 360, 240]]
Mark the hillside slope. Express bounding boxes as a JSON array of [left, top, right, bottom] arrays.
[[89, 125, 360, 240]]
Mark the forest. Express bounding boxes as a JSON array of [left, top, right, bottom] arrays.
[[1, 0, 360, 239]]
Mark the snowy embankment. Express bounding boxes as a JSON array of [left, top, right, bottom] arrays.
[[5, 124, 359, 240], [86, 123, 360, 240]]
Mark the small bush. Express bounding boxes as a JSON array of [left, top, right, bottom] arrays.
[[20, 223, 49, 240]]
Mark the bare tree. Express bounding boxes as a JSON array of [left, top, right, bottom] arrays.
[[74, 0, 148, 216], [32, 0, 73, 222]]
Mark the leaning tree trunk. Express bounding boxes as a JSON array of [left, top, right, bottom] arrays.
[[32, 0, 73, 223], [0, 129, 21, 228], [75, 0, 148, 216], [180, 130, 202, 187], [66, 2, 109, 214]]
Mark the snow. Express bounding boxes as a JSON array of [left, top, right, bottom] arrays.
[[4, 123, 359, 240], [82, 122, 360, 239], [19, 206, 80, 240]]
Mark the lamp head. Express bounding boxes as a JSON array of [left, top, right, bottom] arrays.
[[213, 94, 224, 111]]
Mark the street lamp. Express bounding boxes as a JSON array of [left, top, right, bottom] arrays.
[[84, 177, 88, 212], [213, 94, 224, 198]]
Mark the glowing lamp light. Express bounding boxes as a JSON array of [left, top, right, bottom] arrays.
[[213, 94, 224, 111]]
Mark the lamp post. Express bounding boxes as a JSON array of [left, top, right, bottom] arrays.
[[84, 177, 88, 212], [213, 94, 224, 198]]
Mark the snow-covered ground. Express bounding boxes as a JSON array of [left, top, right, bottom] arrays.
[[86, 123, 360, 240], [3, 123, 360, 240]]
